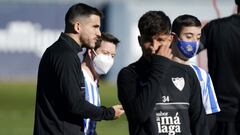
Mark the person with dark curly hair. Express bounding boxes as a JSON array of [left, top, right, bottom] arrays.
[[117, 10, 208, 135]]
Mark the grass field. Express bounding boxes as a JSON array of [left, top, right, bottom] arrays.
[[0, 81, 128, 135]]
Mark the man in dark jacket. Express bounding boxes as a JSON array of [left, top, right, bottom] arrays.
[[33, 3, 124, 135], [199, 0, 240, 135], [117, 11, 209, 135]]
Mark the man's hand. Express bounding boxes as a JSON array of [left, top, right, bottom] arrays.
[[112, 105, 125, 119], [153, 38, 173, 59]]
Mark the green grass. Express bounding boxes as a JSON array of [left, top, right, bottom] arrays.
[[97, 81, 128, 135], [0, 81, 128, 135], [0, 82, 36, 135]]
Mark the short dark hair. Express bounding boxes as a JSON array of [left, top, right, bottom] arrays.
[[64, 3, 103, 32], [236, 0, 240, 5], [172, 14, 201, 36], [95, 32, 120, 49], [138, 11, 171, 40]]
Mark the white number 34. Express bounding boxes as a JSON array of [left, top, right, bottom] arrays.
[[162, 96, 170, 102]]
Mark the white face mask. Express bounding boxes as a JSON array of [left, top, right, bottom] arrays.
[[92, 50, 114, 75]]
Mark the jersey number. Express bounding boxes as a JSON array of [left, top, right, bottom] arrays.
[[162, 96, 170, 102]]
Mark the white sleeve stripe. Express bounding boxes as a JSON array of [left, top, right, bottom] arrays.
[[190, 64, 220, 114], [206, 73, 220, 113]]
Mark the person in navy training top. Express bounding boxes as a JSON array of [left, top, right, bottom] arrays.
[[199, 0, 240, 134], [34, 3, 124, 135], [80, 32, 124, 135], [171, 14, 220, 134], [117, 10, 209, 135]]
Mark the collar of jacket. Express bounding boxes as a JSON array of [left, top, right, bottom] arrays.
[[60, 32, 82, 53]]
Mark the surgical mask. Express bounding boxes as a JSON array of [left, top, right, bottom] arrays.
[[177, 39, 199, 58], [92, 50, 114, 75]]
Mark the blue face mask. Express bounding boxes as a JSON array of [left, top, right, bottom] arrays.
[[177, 40, 198, 58]]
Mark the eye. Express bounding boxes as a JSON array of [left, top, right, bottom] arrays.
[[93, 25, 100, 29], [186, 34, 193, 39], [111, 54, 115, 58], [156, 36, 167, 42], [102, 51, 109, 55], [197, 35, 201, 41]]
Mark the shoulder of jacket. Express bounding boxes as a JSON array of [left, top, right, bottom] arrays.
[[208, 15, 233, 26]]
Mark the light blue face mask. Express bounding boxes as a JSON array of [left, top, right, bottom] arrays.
[[177, 40, 198, 58]]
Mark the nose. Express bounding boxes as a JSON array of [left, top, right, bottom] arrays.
[[96, 28, 101, 37]]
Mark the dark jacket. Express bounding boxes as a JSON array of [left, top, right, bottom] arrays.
[[200, 15, 240, 121], [33, 33, 114, 135], [118, 56, 208, 135]]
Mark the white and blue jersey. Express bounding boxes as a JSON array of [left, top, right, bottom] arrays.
[[82, 68, 100, 135], [190, 64, 220, 114]]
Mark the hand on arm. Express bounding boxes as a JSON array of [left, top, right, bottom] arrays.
[[58, 53, 115, 121], [112, 104, 125, 119], [153, 38, 173, 59]]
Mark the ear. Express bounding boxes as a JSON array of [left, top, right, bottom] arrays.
[[171, 32, 179, 41], [138, 35, 143, 47], [169, 32, 177, 42], [73, 22, 81, 33]]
